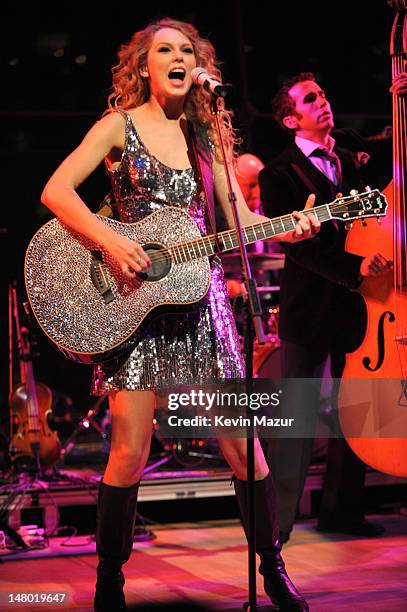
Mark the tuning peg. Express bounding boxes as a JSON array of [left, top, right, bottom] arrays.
[[377, 217, 381, 225], [345, 222, 353, 230], [362, 219, 367, 227], [364, 185, 372, 192], [350, 189, 359, 196]]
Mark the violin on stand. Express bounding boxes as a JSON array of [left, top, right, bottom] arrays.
[[9, 284, 61, 472]]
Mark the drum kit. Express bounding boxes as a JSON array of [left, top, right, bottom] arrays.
[[221, 251, 284, 378]]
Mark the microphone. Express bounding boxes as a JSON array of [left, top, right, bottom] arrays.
[[191, 67, 231, 98]]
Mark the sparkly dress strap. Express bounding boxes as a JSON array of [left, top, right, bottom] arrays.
[[188, 122, 216, 234], [111, 108, 132, 154]]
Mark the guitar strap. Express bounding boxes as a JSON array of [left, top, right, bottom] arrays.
[[291, 162, 339, 230], [188, 122, 216, 234], [290, 163, 320, 195]]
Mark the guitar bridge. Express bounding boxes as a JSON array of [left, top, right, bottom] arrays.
[[90, 251, 115, 304]]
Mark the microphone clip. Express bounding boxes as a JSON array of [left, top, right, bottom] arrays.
[[204, 81, 232, 99]]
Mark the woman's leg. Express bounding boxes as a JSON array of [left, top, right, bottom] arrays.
[[104, 389, 156, 486], [218, 437, 269, 480], [219, 436, 309, 611], [94, 389, 156, 612]]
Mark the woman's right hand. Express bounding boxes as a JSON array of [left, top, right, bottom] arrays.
[[105, 232, 151, 279]]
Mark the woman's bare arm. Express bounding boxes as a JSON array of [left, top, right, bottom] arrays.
[[41, 113, 150, 276]]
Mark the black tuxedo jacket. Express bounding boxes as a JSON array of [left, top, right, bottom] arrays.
[[259, 129, 369, 351]]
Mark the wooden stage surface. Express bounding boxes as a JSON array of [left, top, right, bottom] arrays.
[[1, 514, 406, 611]]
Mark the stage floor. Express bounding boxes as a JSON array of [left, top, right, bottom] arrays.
[[1, 513, 406, 611]]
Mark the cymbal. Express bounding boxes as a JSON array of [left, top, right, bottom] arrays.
[[220, 252, 285, 273]]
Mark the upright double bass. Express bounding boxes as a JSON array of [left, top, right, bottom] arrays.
[[338, 1, 407, 477]]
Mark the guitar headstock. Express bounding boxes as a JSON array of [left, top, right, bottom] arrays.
[[330, 189, 388, 222]]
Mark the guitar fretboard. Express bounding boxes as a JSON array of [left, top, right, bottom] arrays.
[[166, 205, 332, 265]]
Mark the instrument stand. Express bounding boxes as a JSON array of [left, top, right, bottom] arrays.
[[3, 283, 56, 550], [0, 473, 49, 551], [210, 94, 266, 611], [0, 517, 30, 551], [58, 395, 110, 465]]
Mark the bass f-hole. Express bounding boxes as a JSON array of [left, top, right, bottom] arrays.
[[362, 310, 396, 372]]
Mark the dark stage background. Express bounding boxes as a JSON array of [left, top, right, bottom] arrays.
[[1, 1, 396, 419]]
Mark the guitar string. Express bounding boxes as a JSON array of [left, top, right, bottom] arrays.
[[149, 203, 330, 264], [135, 195, 385, 267], [147, 204, 338, 265]]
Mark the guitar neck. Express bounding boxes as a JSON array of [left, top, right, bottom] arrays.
[[169, 204, 332, 263], [214, 205, 331, 254]]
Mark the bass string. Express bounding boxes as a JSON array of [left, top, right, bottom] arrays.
[[396, 76, 407, 286], [392, 53, 407, 364], [393, 55, 407, 284]]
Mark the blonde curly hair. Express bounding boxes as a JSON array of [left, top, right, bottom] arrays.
[[104, 17, 239, 160]]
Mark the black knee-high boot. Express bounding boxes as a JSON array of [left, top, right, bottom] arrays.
[[234, 473, 309, 611], [94, 481, 139, 612]]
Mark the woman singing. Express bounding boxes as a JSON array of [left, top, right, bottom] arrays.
[[41, 17, 318, 611]]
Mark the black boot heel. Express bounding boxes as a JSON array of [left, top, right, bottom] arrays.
[[234, 473, 309, 611]]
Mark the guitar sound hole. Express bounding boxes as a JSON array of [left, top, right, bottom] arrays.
[[137, 243, 172, 282]]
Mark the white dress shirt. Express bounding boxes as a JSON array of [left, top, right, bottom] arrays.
[[295, 135, 341, 186]]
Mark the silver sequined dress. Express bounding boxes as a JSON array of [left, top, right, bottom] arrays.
[[91, 111, 244, 394]]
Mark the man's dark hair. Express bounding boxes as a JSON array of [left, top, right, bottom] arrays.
[[272, 72, 316, 132]]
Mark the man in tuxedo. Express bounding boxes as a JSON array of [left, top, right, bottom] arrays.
[[259, 72, 392, 543]]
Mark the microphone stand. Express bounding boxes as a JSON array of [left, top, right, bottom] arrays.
[[210, 94, 266, 611]]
